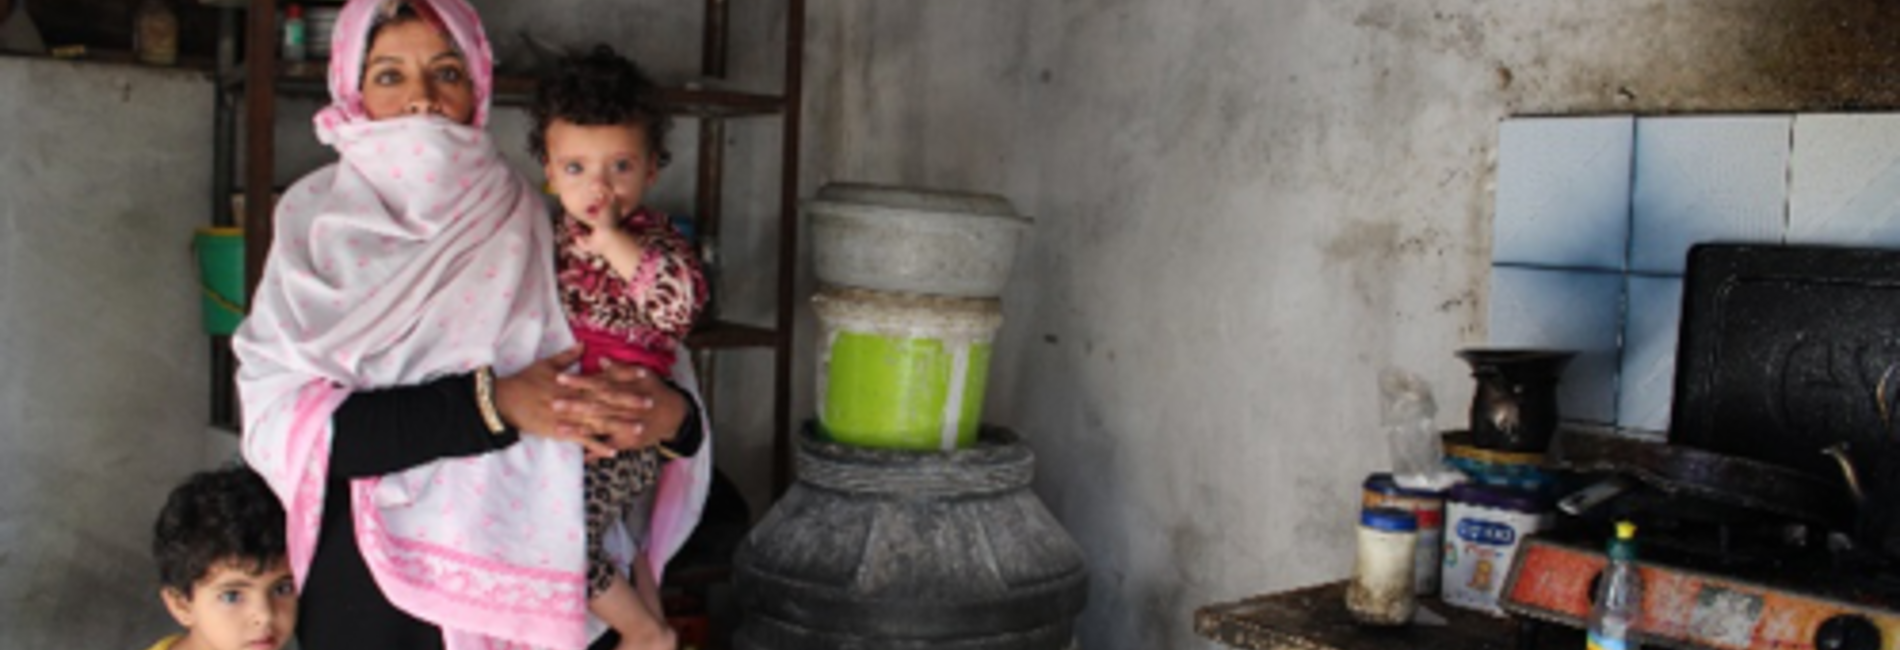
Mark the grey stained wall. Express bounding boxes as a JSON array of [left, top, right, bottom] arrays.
[[796, 1, 1900, 649], [0, 56, 239, 647]]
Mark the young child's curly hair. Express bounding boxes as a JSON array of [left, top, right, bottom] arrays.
[[529, 45, 674, 168], [152, 466, 287, 595]]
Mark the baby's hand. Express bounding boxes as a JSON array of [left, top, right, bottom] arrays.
[[575, 205, 612, 232], [584, 219, 637, 257], [575, 188, 622, 228], [577, 195, 626, 245]]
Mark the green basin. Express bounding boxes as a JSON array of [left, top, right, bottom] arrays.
[[815, 289, 1001, 451]]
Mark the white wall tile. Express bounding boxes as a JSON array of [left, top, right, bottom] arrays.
[[1617, 276, 1684, 433], [1789, 114, 1900, 247], [1494, 116, 1635, 270], [1629, 116, 1789, 274]]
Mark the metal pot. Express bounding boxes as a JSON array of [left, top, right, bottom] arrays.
[[1458, 349, 1575, 453]]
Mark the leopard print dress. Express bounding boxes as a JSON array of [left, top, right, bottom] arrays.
[[555, 207, 706, 597]]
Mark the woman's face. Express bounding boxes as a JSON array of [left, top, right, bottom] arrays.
[[360, 19, 475, 124]]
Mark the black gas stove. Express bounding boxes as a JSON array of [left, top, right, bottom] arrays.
[[1501, 244, 1900, 650]]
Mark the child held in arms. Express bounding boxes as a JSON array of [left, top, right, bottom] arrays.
[[529, 45, 710, 650]]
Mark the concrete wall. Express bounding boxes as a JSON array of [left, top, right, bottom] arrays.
[[0, 56, 240, 648], [796, 1, 1900, 648]]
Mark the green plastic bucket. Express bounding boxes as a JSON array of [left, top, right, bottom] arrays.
[[814, 288, 1002, 451], [194, 227, 246, 335]]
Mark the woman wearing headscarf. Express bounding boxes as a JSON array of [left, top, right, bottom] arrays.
[[233, 1, 711, 648]]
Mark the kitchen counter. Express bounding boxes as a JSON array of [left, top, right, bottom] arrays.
[[1194, 581, 1579, 650]]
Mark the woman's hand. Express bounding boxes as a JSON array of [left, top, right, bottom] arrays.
[[553, 358, 688, 455], [493, 346, 617, 459]]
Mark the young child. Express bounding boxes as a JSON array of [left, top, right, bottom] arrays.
[[530, 46, 708, 650], [147, 466, 295, 650]]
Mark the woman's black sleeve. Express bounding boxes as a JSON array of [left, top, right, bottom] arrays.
[[656, 378, 704, 459], [329, 372, 520, 478]]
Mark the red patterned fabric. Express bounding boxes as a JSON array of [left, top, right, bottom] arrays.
[[556, 207, 706, 374]]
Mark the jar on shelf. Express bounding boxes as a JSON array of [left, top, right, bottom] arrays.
[[133, 0, 177, 66], [1362, 473, 1447, 596], [1346, 507, 1418, 626]]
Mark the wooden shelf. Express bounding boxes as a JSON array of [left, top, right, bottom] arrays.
[[687, 320, 778, 350], [268, 67, 785, 118], [0, 48, 216, 75]]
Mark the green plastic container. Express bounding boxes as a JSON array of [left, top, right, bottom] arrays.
[[815, 288, 1002, 450], [194, 227, 246, 335]]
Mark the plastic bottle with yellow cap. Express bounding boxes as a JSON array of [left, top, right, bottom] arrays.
[[1587, 522, 1643, 650]]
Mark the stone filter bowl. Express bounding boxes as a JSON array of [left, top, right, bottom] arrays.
[[806, 182, 1032, 299]]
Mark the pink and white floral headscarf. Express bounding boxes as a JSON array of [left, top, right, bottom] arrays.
[[316, 0, 496, 132], [234, 1, 712, 648]]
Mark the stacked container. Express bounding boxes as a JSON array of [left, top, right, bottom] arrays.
[[736, 185, 1088, 650], [806, 183, 1031, 450]]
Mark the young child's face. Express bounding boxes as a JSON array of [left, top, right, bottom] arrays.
[[161, 559, 297, 650], [542, 119, 660, 224]]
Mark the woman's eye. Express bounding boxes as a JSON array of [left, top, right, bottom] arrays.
[[373, 70, 401, 86], [436, 66, 465, 84], [563, 162, 583, 175], [272, 581, 295, 597]]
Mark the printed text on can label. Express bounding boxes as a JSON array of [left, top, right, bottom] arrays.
[[1457, 519, 1517, 546]]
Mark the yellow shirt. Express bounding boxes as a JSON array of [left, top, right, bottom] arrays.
[[143, 634, 182, 650]]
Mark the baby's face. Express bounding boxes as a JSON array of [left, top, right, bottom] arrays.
[[542, 120, 660, 225], [161, 558, 297, 650]]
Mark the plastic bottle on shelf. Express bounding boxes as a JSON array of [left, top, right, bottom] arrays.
[[1587, 521, 1643, 650], [282, 4, 307, 63]]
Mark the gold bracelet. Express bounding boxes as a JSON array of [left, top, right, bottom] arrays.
[[474, 366, 507, 435]]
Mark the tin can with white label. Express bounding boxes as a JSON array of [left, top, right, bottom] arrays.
[[1442, 483, 1552, 616]]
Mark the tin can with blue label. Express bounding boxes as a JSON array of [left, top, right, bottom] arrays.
[[1441, 483, 1552, 615]]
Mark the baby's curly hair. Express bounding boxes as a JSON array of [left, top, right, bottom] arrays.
[[529, 45, 674, 168], [152, 466, 287, 596]]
